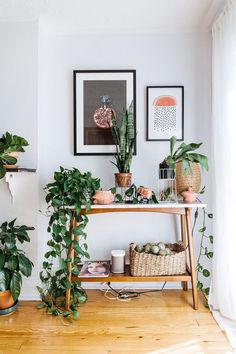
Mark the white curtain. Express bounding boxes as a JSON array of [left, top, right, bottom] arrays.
[[210, 0, 236, 348]]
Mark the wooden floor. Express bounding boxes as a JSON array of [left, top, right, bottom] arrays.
[[0, 290, 232, 354]]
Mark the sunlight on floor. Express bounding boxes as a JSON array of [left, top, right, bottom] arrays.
[[147, 340, 209, 354]]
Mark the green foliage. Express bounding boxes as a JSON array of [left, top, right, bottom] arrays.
[[110, 184, 158, 204], [110, 102, 135, 173], [38, 167, 100, 320], [164, 136, 208, 174], [0, 219, 34, 301], [194, 202, 214, 303], [0, 132, 29, 179]]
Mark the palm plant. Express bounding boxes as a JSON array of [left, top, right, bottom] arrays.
[[110, 102, 135, 173]]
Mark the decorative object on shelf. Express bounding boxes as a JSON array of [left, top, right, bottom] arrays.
[[37, 167, 100, 320], [93, 95, 116, 128], [147, 86, 184, 141], [110, 184, 158, 204], [163, 136, 208, 194], [181, 187, 197, 203], [0, 132, 29, 179], [92, 190, 114, 205], [74, 70, 136, 155], [129, 242, 186, 276], [79, 261, 110, 277], [158, 160, 177, 202], [111, 250, 125, 274], [0, 219, 34, 314]]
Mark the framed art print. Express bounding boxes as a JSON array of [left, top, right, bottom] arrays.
[[74, 70, 136, 155], [146, 86, 184, 141]]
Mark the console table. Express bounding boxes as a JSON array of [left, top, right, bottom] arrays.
[[66, 202, 206, 311]]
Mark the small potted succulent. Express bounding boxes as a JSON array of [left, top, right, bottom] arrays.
[[110, 101, 135, 187], [0, 132, 29, 179], [162, 136, 208, 194], [0, 219, 34, 314]]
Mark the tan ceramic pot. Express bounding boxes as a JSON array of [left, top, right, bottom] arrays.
[[92, 190, 114, 205], [115, 173, 132, 188], [0, 290, 15, 310], [176, 162, 201, 194], [3, 151, 20, 169]]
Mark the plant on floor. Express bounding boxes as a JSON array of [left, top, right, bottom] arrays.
[[0, 132, 29, 179], [37, 167, 100, 319], [163, 136, 208, 174], [0, 219, 34, 308]]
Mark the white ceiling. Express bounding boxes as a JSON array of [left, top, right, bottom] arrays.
[[0, 0, 225, 34]]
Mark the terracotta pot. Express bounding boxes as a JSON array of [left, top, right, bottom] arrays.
[[181, 187, 197, 203], [92, 190, 114, 205], [176, 162, 201, 194], [115, 173, 132, 188], [0, 290, 15, 310]]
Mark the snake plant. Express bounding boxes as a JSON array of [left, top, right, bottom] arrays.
[[110, 101, 135, 173]]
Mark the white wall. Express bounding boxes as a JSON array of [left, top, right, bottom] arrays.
[[38, 31, 212, 288], [0, 21, 212, 298], [0, 22, 38, 169]]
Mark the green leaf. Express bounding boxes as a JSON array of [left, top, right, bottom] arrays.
[[170, 136, 177, 157], [203, 269, 210, 277], [36, 303, 46, 309], [198, 227, 206, 233], [206, 252, 213, 259], [209, 235, 213, 244], [10, 272, 22, 301], [204, 287, 210, 296], [208, 213, 213, 219], [0, 250, 6, 270], [197, 281, 203, 290], [7, 255, 18, 271], [0, 269, 10, 291], [18, 254, 33, 277], [72, 309, 80, 319]]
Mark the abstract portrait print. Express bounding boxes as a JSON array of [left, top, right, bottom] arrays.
[[153, 95, 177, 133]]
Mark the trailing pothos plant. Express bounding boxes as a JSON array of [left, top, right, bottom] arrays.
[[0, 219, 34, 301], [37, 167, 100, 319], [193, 187, 213, 302]]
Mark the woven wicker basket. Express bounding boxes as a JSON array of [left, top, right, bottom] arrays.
[[176, 161, 201, 194], [129, 242, 186, 276]]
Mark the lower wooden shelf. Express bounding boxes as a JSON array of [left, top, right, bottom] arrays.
[[73, 265, 191, 283]]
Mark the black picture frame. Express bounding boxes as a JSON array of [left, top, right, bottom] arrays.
[[146, 86, 184, 141], [74, 70, 136, 155]]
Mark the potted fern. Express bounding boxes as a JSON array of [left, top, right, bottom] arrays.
[[110, 101, 135, 187], [0, 219, 34, 314], [163, 136, 208, 194]]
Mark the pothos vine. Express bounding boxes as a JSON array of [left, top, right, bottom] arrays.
[[37, 167, 100, 319]]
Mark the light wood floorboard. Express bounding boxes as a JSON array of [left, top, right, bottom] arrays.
[[0, 290, 232, 354]]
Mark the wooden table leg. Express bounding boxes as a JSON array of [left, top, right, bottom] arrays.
[[185, 208, 198, 310], [65, 216, 76, 311], [180, 214, 188, 291]]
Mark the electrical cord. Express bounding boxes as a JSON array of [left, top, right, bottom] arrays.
[[107, 281, 166, 300]]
